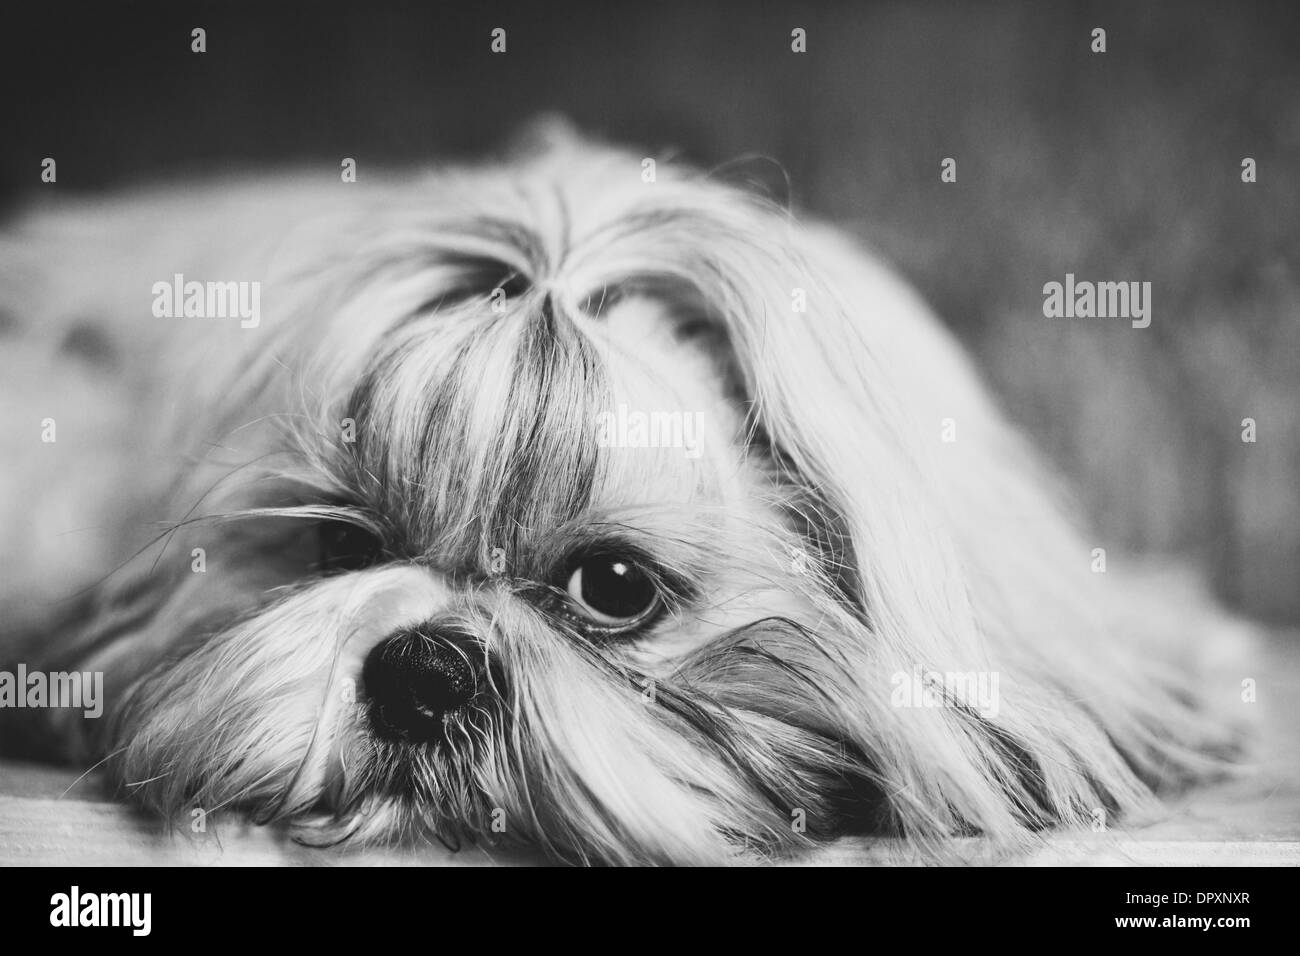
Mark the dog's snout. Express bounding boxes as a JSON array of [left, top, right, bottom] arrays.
[[362, 626, 479, 743]]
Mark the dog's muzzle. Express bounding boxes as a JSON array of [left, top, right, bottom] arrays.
[[362, 625, 480, 743]]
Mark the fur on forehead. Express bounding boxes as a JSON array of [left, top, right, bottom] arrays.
[[325, 292, 761, 565], [232, 153, 807, 568]]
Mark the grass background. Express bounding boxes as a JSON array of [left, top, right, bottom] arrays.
[[4, 0, 1297, 622]]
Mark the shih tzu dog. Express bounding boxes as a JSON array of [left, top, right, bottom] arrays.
[[0, 125, 1250, 865]]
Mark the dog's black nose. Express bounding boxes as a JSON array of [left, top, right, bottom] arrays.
[[362, 626, 478, 743]]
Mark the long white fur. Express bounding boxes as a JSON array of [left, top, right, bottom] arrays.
[[0, 127, 1249, 864]]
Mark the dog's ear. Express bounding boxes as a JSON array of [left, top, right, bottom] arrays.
[[595, 183, 1243, 841], [614, 191, 1008, 660]]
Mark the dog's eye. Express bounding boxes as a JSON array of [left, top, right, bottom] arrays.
[[316, 520, 383, 573], [564, 554, 661, 630]]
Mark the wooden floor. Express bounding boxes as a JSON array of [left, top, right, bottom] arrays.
[[3, 638, 1298, 866]]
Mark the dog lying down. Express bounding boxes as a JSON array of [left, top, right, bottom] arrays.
[[0, 128, 1254, 865]]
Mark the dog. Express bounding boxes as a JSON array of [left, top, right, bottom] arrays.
[[0, 127, 1250, 865]]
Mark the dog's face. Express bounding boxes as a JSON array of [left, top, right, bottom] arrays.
[[13, 134, 1237, 864], [94, 152, 877, 865]]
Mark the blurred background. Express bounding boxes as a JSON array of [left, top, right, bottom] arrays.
[[3, 0, 1298, 623]]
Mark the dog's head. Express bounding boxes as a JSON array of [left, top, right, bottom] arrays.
[[32, 131, 1235, 864]]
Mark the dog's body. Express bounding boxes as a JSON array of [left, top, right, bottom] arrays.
[[0, 133, 1249, 864]]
